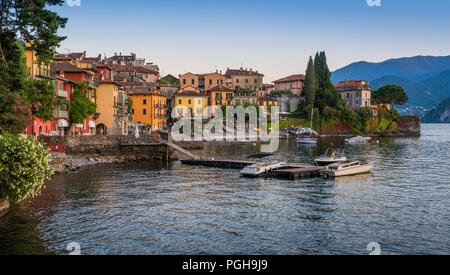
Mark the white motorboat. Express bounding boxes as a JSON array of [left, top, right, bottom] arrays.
[[322, 161, 374, 178], [239, 162, 288, 177], [345, 136, 371, 144], [297, 137, 317, 145], [314, 148, 347, 166]]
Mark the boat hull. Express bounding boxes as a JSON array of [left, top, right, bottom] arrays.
[[325, 163, 374, 178]]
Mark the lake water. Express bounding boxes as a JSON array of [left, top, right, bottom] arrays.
[[0, 124, 449, 255]]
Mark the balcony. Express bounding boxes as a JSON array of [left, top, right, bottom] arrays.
[[56, 89, 69, 98], [53, 110, 69, 119]]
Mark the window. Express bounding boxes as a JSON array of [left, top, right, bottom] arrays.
[[209, 80, 213, 85], [218, 80, 222, 85], [188, 99, 192, 104], [132, 109, 135, 114], [365, 101, 368, 106], [197, 108, 202, 114], [255, 79, 258, 84], [198, 99, 201, 104], [179, 99, 182, 104], [143, 109, 147, 115], [143, 99, 147, 105], [245, 79, 249, 83], [236, 79, 240, 83], [191, 79, 195, 85], [347, 93, 350, 98], [183, 79, 186, 85]]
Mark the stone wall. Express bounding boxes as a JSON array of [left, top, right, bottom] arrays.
[[42, 135, 175, 160]]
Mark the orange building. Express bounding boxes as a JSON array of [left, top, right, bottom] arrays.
[[205, 85, 234, 115], [128, 89, 167, 130]]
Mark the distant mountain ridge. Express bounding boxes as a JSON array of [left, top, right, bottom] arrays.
[[423, 97, 450, 123], [331, 55, 450, 116], [331, 55, 450, 83]]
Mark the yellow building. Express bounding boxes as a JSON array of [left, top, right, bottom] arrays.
[[128, 89, 167, 130], [95, 81, 129, 135], [174, 91, 209, 118], [25, 43, 52, 80]]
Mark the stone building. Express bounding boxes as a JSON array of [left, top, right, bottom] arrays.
[[334, 80, 372, 110]]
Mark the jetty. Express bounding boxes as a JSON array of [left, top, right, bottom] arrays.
[[181, 158, 323, 179], [122, 140, 324, 180]]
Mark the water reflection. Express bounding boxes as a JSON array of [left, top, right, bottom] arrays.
[[0, 124, 449, 255]]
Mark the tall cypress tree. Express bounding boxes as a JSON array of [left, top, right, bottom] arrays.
[[303, 56, 318, 107], [313, 51, 343, 111]]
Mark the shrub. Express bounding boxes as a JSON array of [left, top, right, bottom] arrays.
[[0, 134, 53, 203], [0, 92, 32, 134]]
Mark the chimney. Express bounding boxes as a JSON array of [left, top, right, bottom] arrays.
[[250, 68, 253, 72]]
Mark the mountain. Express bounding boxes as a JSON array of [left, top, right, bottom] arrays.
[[369, 71, 450, 115], [422, 97, 450, 123], [331, 55, 450, 84]]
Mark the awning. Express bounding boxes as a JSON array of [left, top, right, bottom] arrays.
[[75, 124, 83, 128], [89, 121, 96, 128], [58, 119, 69, 128]]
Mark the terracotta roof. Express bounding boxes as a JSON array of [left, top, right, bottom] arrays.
[[273, 74, 305, 83], [226, 69, 264, 77], [176, 91, 208, 97], [53, 56, 72, 61], [334, 80, 371, 91], [69, 52, 85, 60], [206, 85, 233, 92], [135, 66, 159, 74], [128, 89, 166, 97], [50, 62, 91, 74]]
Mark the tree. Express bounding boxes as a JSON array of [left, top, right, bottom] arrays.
[[69, 82, 96, 125], [22, 79, 55, 121], [374, 85, 408, 113], [313, 51, 343, 112], [0, 38, 28, 92], [0, 0, 68, 67], [303, 56, 318, 107]]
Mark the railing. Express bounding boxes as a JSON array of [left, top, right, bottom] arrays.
[[56, 89, 68, 98], [53, 111, 68, 119]]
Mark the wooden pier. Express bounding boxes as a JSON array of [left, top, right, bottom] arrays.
[[181, 158, 256, 169], [180, 158, 324, 179], [271, 166, 323, 180]]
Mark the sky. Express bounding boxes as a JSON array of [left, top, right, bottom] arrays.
[[50, 0, 450, 82]]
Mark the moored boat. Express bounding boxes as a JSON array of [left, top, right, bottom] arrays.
[[322, 161, 374, 178], [239, 162, 288, 177], [314, 148, 347, 166]]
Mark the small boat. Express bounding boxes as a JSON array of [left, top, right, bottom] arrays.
[[345, 136, 371, 144], [297, 108, 317, 145], [314, 148, 347, 166], [239, 162, 288, 177], [297, 137, 317, 145], [322, 161, 374, 178]]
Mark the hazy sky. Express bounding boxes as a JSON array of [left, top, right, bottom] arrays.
[[51, 0, 450, 82]]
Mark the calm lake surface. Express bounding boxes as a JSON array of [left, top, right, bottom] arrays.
[[0, 124, 449, 255]]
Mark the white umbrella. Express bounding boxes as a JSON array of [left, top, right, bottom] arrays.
[[135, 126, 140, 139]]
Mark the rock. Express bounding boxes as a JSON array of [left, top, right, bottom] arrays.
[[0, 198, 9, 218]]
